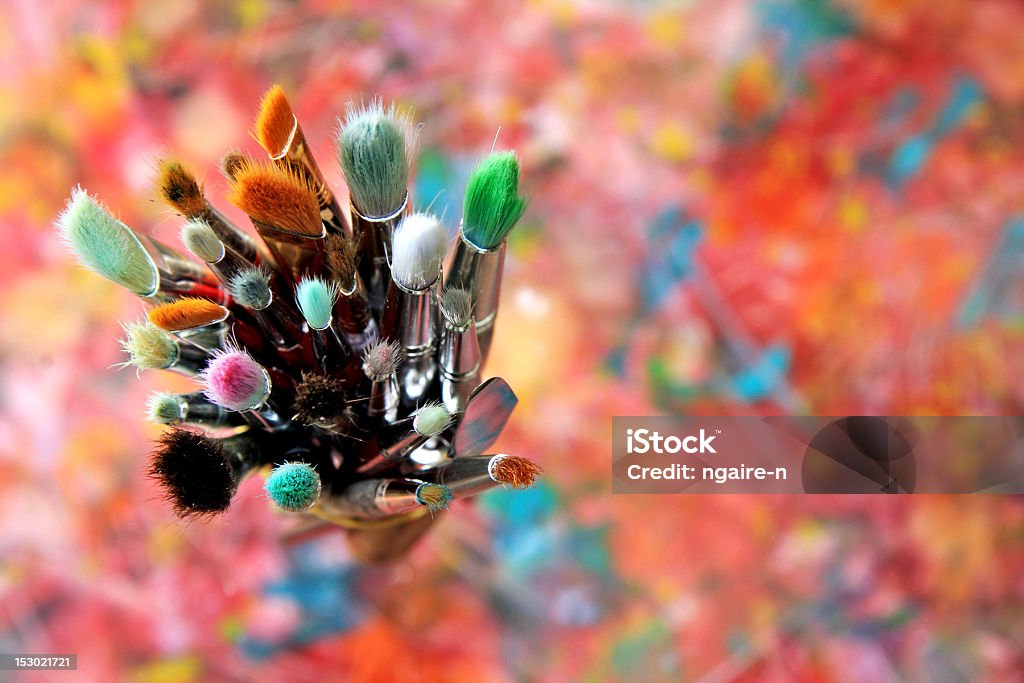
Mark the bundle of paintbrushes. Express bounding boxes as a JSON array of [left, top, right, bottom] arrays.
[[54, 86, 540, 562]]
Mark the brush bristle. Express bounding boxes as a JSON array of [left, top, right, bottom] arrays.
[[221, 151, 247, 181], [462, 152, 527, 250], [181, 219, 224, 262], [490, 455, 541, 489], [55, 187, 158, 296], [149, 429, 236, 517], [148, 297, 227, 331], [295, 276, 339, 330], [294, 372, 347, 423], [201, 346, 271, 411], [362, 339, 403, 381], [413, 402, 453, 437], [227, 159, 323, 236], [337, 100, 412, 218], [391, 213, 447, 290], [254, 85, 296, 157], [227, 266, 272, 310], [440, 287, 474, 328], [325, 235, 359, 284], [415, 482, 452, 513], [120, 320, 179, 370], [264, 462, 321, 512], [147, 392, 183, 424], [157, 159, 206, 217]]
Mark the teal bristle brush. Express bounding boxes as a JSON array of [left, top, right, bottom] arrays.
[[446, 151, 527, 364], [55, 90, 539, 563]]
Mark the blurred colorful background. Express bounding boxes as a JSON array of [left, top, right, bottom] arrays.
[[3, 0, 1024, 680]]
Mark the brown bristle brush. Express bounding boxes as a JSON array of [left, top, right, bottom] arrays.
[[325, 235, 377, 353], [254, 85, 351, 239]]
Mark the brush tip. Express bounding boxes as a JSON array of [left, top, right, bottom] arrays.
[[227, 266, 273, 310], [440, 287, 474, 329], [254, 85, 296, 157], [201, 346, 271, 411], [462, 151, 527, 250], [413, 402, 453, 437], [337, 100, 412, 218], [157, 159, 206, 217], [325, 235, 359, 284], [55, 187, 158, 296], [226, 160, 323, 236], [415, 482, 452, 513], [264, 462, 321, 512], [295, 276, 339, 330], [120, 320, 179, 370], [149, 429, 236, 517], [489, 454, 541, 489], [147, 392, 183, 424], [294, 372, 348, 424], [221, 151, 247, 181], [181, 219, 224, 263], [391, 213, 447, 290], [362, 339, 403, 381], [148, 297, 228, 332]]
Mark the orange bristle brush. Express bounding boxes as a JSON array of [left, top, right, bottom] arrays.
[[149, 297, 230, 333], [254, 85, 350, 238]]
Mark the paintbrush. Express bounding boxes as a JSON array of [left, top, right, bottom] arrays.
[[337, 100, 416, 310], [181, 219, 254, 284], [226, 158, 327, 285], [293, 372, 356, 435], [200, 344, 292, 431], [227, 266, 309, 357], [362, 339, 403, 424], [56, 187, 223, 301], [295, 275, 352, 374], [119, 319, 210, 376], [438, 287, 481, 413], [264, 461, 323, 513], [156, 158, 265, 265], [447, 152, 527, 364], [421, 454, 540, 497], [325, 235, 378, 353], [148, 297, 232, 353], [254, 85, 350, 239], [146, 391, 248, 430], [356, 402, 453, 475], [380, 213, 446, 407], [314, 478, 451, 520]]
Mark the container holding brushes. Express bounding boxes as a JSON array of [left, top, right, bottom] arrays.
[[55, 84, 539, 564]]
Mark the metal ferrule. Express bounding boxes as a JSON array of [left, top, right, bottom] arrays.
[[422, 454, 503, 497], [382, 275, 440, 406], [133, 232, 225, 302], [317, 478, 425, 520], [334, 271, 376, 352], [356, 429, 431, 474], [173, 318, 231, 355], [367, 372, 400, 423], [163, 339, 209, 377], [352, 195, 407, 312], [310, 324, 350, 375], [201, 203, 264, 265], [173, 392, 245, 429], [271, 117, 351, 239], [439, 310, 482, 414], [447, 229, 506, 362], [205, 241, 254, 284], [250, 218, 326, 286]]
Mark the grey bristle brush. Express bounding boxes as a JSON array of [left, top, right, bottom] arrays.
[[363, 338, 403, 423], [447, 151, 527, 365], [438, 286, 481, 413]]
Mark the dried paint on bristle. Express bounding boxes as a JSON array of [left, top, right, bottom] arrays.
[[391, 213, 447, 290], [337, 100, 413, 218], [157, 159, 205, 217], [490, 455, 541, 489], [120, 320, 178, 370], [413, 402, 453, 436], [221, 151, 247, 181], [181, 219, 224, 262], [440, 287, 474, 328], [148, 297, 227, 331], [264, 462, 321, 512], [227, 159, 323, 236], [55, 187, 158, 296], [254, 85, 296, 157], [201, 346, 271, 411], [149, 429, 236, 517], [462, 152, 527, 250], [415, 482, 452, 513], [325, 235, 359, 284], [295, 276, 339, 330], [227, 266, 272, 310], [362, 339, 403, 381], [146, 392, 183, 424], [294, 372, 347, 423]]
